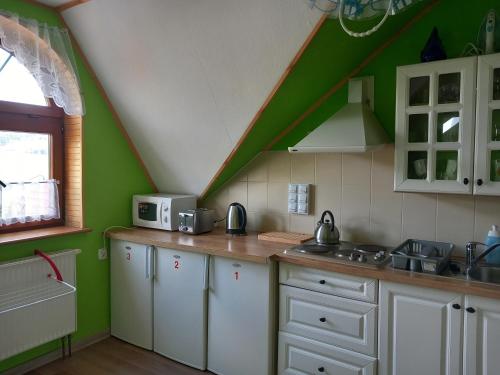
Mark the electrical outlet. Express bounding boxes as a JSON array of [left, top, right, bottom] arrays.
[[98, 248, 108, 260]]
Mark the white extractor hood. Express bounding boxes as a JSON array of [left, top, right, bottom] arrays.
[[289, 76, 389, 153]]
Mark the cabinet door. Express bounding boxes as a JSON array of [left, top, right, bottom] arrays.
[[394, 56, 477, 194], [154, 248, 209, 370], [110, 240, 154, 350], [207, 257, 275, 375], [379, 281, 463, 375], [474, 53, 500, 195], [464, 295, 500, 375]]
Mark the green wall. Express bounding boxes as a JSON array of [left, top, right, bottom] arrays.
[[205, 0, 500, 199], [0, 1, 154, 371]]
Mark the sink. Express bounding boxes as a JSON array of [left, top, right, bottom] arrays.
[[468, 266, 500, 284], [440, 261, 500, 285]]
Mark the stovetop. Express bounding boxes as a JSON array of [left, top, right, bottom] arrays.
[[284, 240, 390, 267]]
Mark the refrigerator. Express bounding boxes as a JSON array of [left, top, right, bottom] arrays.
[[110, 240, 209, 369]]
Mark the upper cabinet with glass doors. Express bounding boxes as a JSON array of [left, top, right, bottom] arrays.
[[395, 54, 500, 195], [474, 53, 500, 195]]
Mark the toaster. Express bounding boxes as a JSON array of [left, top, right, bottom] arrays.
[[178, 208, 215, 235]]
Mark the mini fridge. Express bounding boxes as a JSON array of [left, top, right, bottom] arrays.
[[110, 240, 209, 369]]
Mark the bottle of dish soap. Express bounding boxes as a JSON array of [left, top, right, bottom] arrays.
[[485, 224, 500, 264]]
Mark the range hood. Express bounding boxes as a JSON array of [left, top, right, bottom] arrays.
[[289, 76, 389, 153]]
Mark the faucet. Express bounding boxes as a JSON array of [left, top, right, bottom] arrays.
[[465, 241, 500, 277]]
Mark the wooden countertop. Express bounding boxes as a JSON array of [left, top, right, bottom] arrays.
[[107, 227, 289, 264], [107, 228, 500, 300]]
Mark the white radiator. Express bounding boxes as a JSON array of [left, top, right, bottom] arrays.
[[0, 249, 80, 361]]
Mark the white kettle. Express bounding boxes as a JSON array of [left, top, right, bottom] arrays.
[[314, 210, 340, 245]]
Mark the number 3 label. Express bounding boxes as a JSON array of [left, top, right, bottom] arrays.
[[174, 260, 180, 270], [126, 252, 131, 261], [234, 271, 239, 280]]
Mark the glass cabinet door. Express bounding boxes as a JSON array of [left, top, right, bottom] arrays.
[[474, 53, 500, 195], [395, 56, 477, 193]]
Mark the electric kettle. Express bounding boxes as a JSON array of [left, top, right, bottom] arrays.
[[314, 210, 340, 245], [226, 202, 247, 235]]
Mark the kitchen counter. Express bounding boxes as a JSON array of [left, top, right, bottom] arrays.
[[107, 227, 289, 264], [107, 228, 500, 300]]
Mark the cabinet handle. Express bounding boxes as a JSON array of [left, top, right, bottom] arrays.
[[319, 279, 326, 285], [203, 255, 209, 291], [466, 307, 476, 314], [477, 179, 483, 186], [452, 303, 461, 310], [319, 317, 326, 322], [463, 178, 469, 185], [318, 367, 325, 373]]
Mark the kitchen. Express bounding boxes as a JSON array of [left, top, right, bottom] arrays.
[[1, 0, 500, 374]]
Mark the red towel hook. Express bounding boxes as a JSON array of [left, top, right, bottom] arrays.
[[35, 249, 63, 281]]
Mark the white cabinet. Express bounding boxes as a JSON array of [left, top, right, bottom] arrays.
[[207, 256, 276, 375], [474, 53, 500, 195], [154, 247, 209, 370], [464, 295, 500, 375], [394, 56, 477, 194], [278, 263, 378, 374], [110, 240, 154, 350], [378, 281, 463, 375], [395, 52, 500, 195]]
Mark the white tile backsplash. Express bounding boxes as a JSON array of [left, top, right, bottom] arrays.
[[402, 193, 437, 241], [291, 153, 315, 183], [204, 149, 500, 255]]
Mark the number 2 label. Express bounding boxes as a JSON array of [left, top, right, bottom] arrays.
[[174, 260, 180, 270], [234, 271, 239, 280]]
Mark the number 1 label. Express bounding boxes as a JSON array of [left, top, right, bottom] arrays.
[[234, 271, 239, 280]]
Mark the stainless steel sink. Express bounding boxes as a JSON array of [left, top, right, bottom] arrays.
[[440, 261, 500, 284], [468, 266, 500, 284]]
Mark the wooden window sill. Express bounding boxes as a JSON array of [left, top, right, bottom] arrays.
[[0, 226, 91, 246]]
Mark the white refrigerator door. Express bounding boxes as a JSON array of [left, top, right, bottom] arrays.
[[154, 247, 209, 370], [110, 239, 154, 349], [208, 257, 274, 375]]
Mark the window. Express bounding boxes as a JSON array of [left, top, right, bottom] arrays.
[[0, 47, 47, 106], [0, 46, 64, 233]]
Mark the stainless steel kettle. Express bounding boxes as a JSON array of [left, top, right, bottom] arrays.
[[314, 210, 340, 245], [226, 202, 247, 235]]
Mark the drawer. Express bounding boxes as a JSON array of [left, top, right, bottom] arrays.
[[279, 263, 378, 303], [278, 332, 376, 375], [279, 285, 377, 356]]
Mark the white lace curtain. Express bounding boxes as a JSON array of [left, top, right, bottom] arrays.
[[0, 11, 84, 115], [0, 180, 60, 226]]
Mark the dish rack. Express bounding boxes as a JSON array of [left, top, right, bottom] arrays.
[[390, 239, 454, 274]]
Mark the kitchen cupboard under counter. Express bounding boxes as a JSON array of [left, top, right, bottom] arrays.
[[107, 227, 289, 263]]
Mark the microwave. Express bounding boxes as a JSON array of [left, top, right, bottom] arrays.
[[132, 193, 196, 231]]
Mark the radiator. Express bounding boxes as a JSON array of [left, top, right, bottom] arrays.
[[0, 249, 80, 361]]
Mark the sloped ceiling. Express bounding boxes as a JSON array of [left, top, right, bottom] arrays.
[[60, 0, 321, 195]]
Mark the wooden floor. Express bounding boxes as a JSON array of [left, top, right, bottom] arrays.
[[27, 337, 213, 375]]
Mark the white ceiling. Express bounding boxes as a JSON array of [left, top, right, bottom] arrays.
[[36, 0, 72, 7], [62, 0, 321, 195]]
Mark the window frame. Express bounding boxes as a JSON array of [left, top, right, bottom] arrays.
[[0, 99, 65, 233]]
